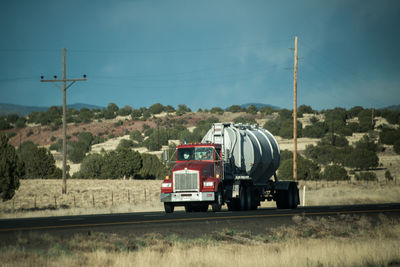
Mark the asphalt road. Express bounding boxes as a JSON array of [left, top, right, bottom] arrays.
[[0, 203, 399, 238]]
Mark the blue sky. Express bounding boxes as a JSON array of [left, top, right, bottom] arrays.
[[0, 0, 399, 111]]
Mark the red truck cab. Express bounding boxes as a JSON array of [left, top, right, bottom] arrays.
[[160, 143, 223, 213]]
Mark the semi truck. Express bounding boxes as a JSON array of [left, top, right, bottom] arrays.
[[160, 122, 299, 213]]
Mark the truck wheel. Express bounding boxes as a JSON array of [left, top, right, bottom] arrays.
[[200, 205, 208, 212], [212, 187, 223, 212], [290, 185, 299, 209], [239, 185, 246, 211], [185, 205, 193, 212], [227, 200, 240, 211], [245, 186, 253, 210], [275, 191, 286, 209], [276, 184, 297, 209], [164, 203, 174, 213]]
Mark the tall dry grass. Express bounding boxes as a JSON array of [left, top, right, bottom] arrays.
[[1, 179, 400, 218], [1, 215, 399, 266]]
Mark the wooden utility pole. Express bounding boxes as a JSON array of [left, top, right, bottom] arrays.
[[371, 107, 374, 128], [40, 48, 87, 194], [293, 36, 298, 182]]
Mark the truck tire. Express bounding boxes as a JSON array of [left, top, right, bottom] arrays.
[[275, 190, 287, 209], [239, 185, 246, 211], [212, 187, 223, 212], [185, 205, 193, 212], [201, 205, 209, 212], [290, 185, 299, 209], [164, 203, 174, 213], [276, 184, 297, 209], [227, 199, 240, 211], [245, 186, 253, 210]]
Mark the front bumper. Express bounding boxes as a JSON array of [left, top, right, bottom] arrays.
[[160, 192, 215, 203]]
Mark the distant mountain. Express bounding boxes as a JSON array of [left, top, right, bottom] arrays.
[[240, 103, 280, 110], [382, 105, 400, 111], [0, 103, 104, 116]]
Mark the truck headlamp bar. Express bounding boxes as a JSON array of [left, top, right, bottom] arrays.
[[203, 182, 214, 187]]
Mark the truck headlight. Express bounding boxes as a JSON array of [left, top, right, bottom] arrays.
[[203, 181, 214, 187], [162, 183, 172, 188]]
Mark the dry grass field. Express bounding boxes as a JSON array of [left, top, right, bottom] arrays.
[[1, 214, 399, 266], [1, 179, 400, 219]]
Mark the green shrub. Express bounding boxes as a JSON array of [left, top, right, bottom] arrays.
[[226, 105, 243, 113], [149, 103, 165, 115], [0, 117, 12, 130], [7, 132, 17, 138], [319, 134, 349, 147], [233, 116, 257, 125], [394, 140, 400, 155], [15, 117, 27, 128], [78, 154, 105, 178], [246, 105, 258, 115], [114, 120, 123, 127], [302, 122, 328, 138], [358, 109, 374, 132], [298, 105, 314, 117], [379, 128, 400, 145], [345, 148, 379, 170], [136, 153, 168, 179], [278, 156, 320, 180], [101, 148, 142, 179], [355, 135, 379, 153], [117, 139, 134, 150], [322, 165, 349, 181], [130, 130, 144, 144], [118, 105, 133, 116], [26, 129, 34, 137], [385, 170, 394, 181], [355, 171, 377, 181], [18, 141, 60, 179], [0, 133, 23, 200]]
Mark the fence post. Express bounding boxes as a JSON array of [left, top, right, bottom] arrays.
[[74, 195, 76, 208], [34, 195, 36, 209], [112, 191, 114, 206], [92, 193, 95, 207], [12, 199, 15, 213], [54, 196, 57, 209], [128, 190, 130, 203], [144, 189, 147, 201], [302, 185, 306, 207]]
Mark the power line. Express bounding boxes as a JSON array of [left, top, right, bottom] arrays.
[[0, 39, 291, 55]]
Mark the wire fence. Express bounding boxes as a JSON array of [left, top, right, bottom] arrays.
[[0, 179, 398, 215], [2, 189, 160, 214]]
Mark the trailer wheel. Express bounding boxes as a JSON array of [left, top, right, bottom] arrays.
[[276, 184, 297, 209], [227, 200, 240, 211], [245, 186, 255, 210], [290, 185, 299, 209], [239, 185, 246, 211], [200, 205, 209, 212], [275, 190, 286, 209], [212, 187, 223, 212], [164, 203, 174, 213]]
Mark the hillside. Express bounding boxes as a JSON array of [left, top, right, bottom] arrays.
[[0, 102, 103, 116], [1, 104, 400, 181]]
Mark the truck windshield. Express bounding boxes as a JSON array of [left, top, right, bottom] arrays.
[[177, 147, 213, 161]]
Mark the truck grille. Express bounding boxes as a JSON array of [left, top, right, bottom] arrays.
[[173, 170, 199, 192]]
